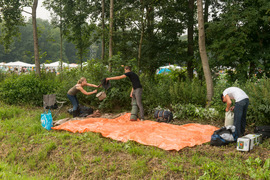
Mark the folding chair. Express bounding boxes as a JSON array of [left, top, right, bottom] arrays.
[[43, 94, 66, 119]]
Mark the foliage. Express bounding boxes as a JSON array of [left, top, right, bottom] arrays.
[[206, 0, 270, 82], [172, 103, 220, 120], [244, 76, 270, 124], [0, 72, 59, 106], [0, 0, 24, 52]]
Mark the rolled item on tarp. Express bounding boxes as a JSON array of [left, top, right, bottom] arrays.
[[130, 99, 138, 120]]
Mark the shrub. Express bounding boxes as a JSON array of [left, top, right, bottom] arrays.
[[244, 76, 270, 125], [0, 72, 59, 106]]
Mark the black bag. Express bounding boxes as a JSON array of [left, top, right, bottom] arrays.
[[67, 105, 93, 117], [210, 126, 237, 146], [78, 106, 93, 117], [154, 110, 173, 123], [254, 126, 270, 139]]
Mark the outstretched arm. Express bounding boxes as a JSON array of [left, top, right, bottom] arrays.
[[225, 95, 232, 112], [77, 86, 97, 95], [106, 75, 126, 81], [86, 83, 98, 88]]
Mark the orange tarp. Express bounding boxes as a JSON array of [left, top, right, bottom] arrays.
[[52, 113, 219, 151]]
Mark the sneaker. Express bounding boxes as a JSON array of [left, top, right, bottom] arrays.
[[140, 119, 144, 121]]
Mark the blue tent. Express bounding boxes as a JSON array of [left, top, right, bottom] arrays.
[[157, 68, 171, 74]]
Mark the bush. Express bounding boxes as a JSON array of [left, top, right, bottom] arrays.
[[244, 76, 270, 125], [0, 72, 59, 106]]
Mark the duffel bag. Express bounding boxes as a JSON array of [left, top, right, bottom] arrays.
[[254, 126, 270, 139], [210, 125, 237, 146], [154, 110, 173, 123]]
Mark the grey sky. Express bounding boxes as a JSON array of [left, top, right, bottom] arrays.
[[22, 0, 51, 21]]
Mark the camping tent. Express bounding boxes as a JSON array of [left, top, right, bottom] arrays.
[[69, 63, 78, 68], [158, 68, 171, 74], [157, 65, 182, 74]]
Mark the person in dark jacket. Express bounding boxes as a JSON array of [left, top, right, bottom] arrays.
[[67, 77, 98, 117], [106, 66, 144, 121]]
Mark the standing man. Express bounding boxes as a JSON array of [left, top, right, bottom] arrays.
[[221, 87, 249, 137], [106, 66, 144, 121]]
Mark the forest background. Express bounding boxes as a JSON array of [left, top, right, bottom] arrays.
[[0, 0, 270, 124]]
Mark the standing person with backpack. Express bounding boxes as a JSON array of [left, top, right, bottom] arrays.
[[67, 77, 98, 117], [106, 66, 144, 121], [221, 87, 249, 137]]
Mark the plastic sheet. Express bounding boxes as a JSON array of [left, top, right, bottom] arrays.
[[52, 113, 219, 151]]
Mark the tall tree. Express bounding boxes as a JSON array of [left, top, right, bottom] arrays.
[[32, 0, 40, 76], [197, 0, 213, 106], [187, 0, 195, 79], [137, 0, 146, 73], [101, 0, 105, 61], [206, 0, 270, 80], [0, 0, 41, 76], [43, 0, 65, 71], [108, 0, 113, 72]]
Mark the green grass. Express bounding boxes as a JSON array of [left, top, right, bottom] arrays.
[[0, 103, 269, 179]]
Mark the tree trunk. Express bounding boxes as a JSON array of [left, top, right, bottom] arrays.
[[32, 0, 40, 76], [109, 0, 113, 72], [138, 0, 145, 74], [101, 0, 105, 61], [60, 0, 63, 71], [187, 0, 194, 80], [197, 0, 213, 107]]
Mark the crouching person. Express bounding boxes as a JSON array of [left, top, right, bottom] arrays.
[[221, 87, 249, 138], [67, 77, 98, 117]]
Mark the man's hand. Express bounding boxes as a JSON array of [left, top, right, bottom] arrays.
[[92, 89, 98, 94], [229, 106, 235, 111]]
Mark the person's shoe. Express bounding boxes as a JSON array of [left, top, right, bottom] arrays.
[[140, 119, 144, 121]]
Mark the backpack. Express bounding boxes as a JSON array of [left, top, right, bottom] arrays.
[[210, 125, 237, 146], [154, 110, 173, 123], [67, 105, 93, 117], [254, 126, 270, 139], [78, 106, 93, 117]]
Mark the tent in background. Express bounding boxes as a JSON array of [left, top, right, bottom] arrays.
[[158, 68, 171, 74], [157, 65, 182, 74], [4, 61, 35, 67], [45, 61, 69, 68]]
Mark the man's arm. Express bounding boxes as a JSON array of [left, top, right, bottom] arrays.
[[225, 95, 232, 112], [130, 88, 133, 97], [106, 75, 126, 81]]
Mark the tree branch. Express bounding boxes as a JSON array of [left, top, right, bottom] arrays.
[[22, 9, 32, 15]]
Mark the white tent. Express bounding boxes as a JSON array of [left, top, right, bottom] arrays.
[[4, 61, 35, 67], [159, 65, 182, 70], [0, 62, 6, 66], [69, 63, 78, 68], [45, 61, 69, 68]]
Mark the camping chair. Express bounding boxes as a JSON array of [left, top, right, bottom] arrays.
[[43, 94, 66, 119]]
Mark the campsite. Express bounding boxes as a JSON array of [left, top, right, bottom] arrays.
[[1, 0, 270, 179]]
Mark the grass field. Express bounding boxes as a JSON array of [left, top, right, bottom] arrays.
[[0, 103, 269, 179]]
